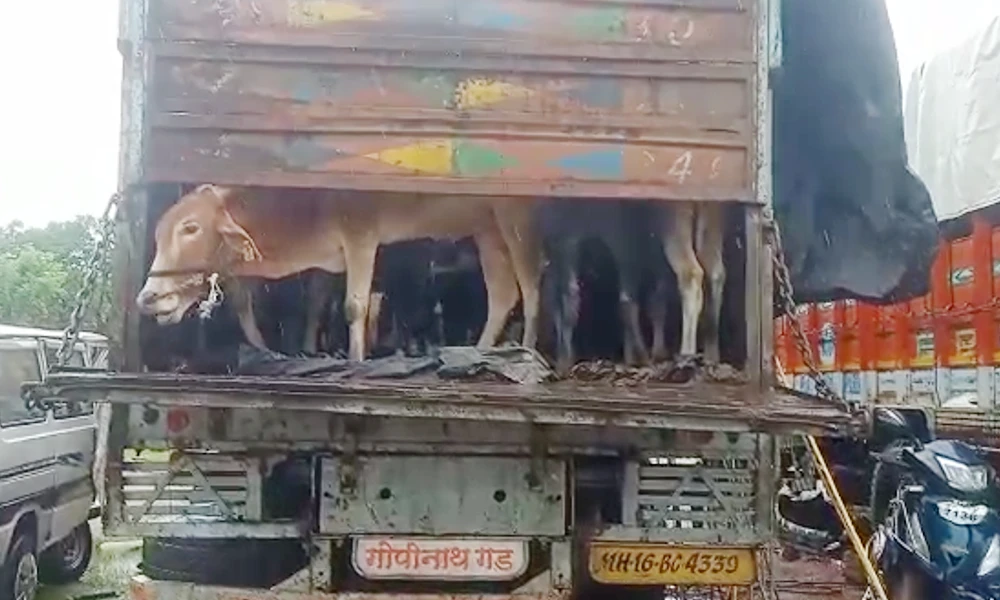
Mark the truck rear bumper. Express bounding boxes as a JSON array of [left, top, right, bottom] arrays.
[[129, 577, 571, 600]]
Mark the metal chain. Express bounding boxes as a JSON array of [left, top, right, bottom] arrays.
[[766, 213, 848, 410], [54, 192, 124, 369]]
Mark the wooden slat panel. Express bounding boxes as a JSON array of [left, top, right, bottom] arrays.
[[638, 508, 756, 523], [122, 473, 248, 488], [123, 458, 250, 472], [638, 495, 755, 510], [125, 500, 244, 515], [123, 486, 247, 503], [640, 466, 756, 479], [638, 479, 755, 494]]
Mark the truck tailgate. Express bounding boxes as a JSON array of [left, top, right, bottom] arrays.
[[144, 0, 759, 200]]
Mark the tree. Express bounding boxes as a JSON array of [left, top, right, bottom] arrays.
[[0, 217, 112, 334]]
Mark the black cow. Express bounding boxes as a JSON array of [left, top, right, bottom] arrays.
[[538, 199, 668, 375]]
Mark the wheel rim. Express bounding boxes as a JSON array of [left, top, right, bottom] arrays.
[[55, 528, 87, 571], [14, 552, 38, 600]]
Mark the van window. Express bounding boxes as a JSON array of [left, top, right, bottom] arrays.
[[0, 348, 46, 425]]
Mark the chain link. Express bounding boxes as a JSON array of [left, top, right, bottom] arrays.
[[766, 213, 848, 411], [54, 192, 124, 369]]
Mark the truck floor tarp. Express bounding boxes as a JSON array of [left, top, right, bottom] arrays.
[[775, 0, 939, 305]]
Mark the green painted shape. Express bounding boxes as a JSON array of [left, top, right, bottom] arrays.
[[454, 141, 518, 176], [401, 71, 455, 108], [571, 7, 626, 41]]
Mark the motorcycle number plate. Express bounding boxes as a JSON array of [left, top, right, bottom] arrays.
[[937, 501, 989, 526]]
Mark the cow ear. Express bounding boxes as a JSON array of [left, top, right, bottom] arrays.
[[218, 209, 263, 262]]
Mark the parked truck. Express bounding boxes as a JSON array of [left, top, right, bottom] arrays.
[[25, 0, 935, 598]]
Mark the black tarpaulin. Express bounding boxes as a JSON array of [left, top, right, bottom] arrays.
[[774, 0, 939, 306]]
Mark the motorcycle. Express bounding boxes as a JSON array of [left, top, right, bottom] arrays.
[[867, 406, 1000, 600], [777, 406, 1000, 598]]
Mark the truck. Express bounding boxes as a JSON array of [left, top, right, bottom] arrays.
[[780, 12, 1000, 445], [25, 0, 931, 598]]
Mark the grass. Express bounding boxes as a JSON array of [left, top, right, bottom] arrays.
[[37, 520, 140, 600]]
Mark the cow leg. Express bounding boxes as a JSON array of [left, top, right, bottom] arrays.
[[649, 275, 669, 362], [474, 227, 520, 349], [303, 272, 333, 354], [343, 237, 379, 361], [605, 231, 650, 366], [494, 204, 542, 350], [234, 283, 269, 351], [663, 205, 704, 359], [695, 204, 726, 365], [549, 238, 581, 375], [367, 291, 386, 353]]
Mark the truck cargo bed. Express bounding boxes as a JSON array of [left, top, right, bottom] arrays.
[[37, 370, 855, 435]]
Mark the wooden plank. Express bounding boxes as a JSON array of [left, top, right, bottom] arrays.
[[639, 466, 756, 479], [122, 473, 248, 488], [151, 0, 754, 62], [638, 495, 755, 510], [638, 509, 756, 523], [146, 130, 750, 202], [123, 486, 247, 503], [151, 58, 750, 132], [637, 480, 755, 494]]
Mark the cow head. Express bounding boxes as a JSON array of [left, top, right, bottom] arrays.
[[136, 184, 262, 324]]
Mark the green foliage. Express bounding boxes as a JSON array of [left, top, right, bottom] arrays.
[[0, 216, 112, 334]]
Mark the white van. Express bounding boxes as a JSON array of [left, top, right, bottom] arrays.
[[0, 324, 106, 600]]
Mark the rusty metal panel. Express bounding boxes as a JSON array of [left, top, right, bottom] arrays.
[[142, 0, 759, 200], [318, 456, 566, 535]]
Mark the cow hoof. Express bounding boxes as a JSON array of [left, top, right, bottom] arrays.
[[555, 359, 574, 379], [665, 354, 700, 383]]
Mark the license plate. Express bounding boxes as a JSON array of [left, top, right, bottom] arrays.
[[937, 501, 989, 526], [352, 537, 529, 581], [589, 542, 756, 586]]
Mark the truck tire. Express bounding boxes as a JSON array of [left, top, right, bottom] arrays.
[[141, 537, 307, 588], [38, 523, 93, 584]]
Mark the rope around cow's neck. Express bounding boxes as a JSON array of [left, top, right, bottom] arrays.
[[197, 273, 224, 319]]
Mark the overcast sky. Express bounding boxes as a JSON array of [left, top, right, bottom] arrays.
[[0, 0, 996, 227]]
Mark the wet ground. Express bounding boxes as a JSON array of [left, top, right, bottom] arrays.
[[38, 526, 864, 600]]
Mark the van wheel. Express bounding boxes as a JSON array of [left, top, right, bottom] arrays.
[[1, 532, 38, 600], [39, 523, 93, 584]]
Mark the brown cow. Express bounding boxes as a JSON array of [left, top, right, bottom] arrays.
[[659, 203, 727, 364], [135, 185, 541, 361]]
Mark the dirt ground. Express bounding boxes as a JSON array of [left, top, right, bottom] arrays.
[[37, 527, 864, 600]]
